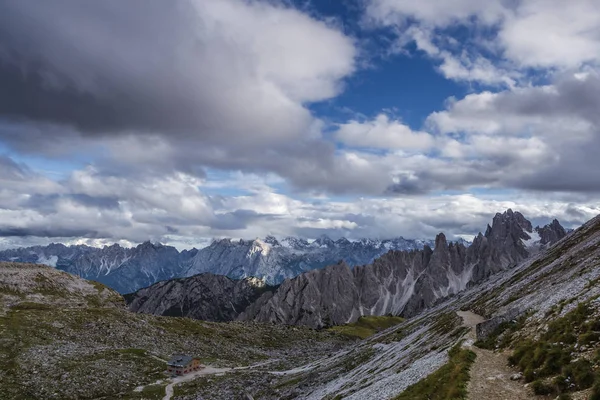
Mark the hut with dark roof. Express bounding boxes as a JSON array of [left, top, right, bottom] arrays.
[[166, 354, 201, 375]]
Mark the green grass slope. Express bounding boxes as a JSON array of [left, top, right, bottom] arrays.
[[328, 315, 405, 339]]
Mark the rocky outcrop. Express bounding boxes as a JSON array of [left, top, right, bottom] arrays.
[[467, 210, 568, 283], [536, 219, 567, 246], [125, 273, 273, 322], [466, 209, 533, 282], [240, 210, 568, 328], [475, 308, 523, 341], [0, 262, 123, 312]]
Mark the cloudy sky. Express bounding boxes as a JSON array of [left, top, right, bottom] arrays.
[[1, 0, 599, 249]]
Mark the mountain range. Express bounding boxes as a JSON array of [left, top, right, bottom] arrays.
[[127, 209, 567, 327], [6, 208, 600, 400], [0, 241, 195, 294], [0, 235, 437, 293]]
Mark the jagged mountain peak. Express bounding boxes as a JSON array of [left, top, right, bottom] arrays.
[[137, 240, 168, 251], [125, 272, 272, 322], [313, 234, 335, 247], [280, 236, 310, 249], [263, 235, 281, 246], [103, 243, 123, 250], [434, 232, 448, 248], [335, 237, 352, 246], [247, 238, 273, 256], [535, 219, 567, 246], [490, 209, 532, 235]]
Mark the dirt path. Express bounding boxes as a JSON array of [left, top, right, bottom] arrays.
[[161, 360, 276, 400], [456, 311, 532, 400], [162, 366, 231, 400]]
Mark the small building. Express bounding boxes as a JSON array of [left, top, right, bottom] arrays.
[[166, 354, 202, 375]]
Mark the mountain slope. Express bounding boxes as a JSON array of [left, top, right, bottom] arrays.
[[240, 210, 567, 328], [124, 274, 273, 322], [0, 261, 123, 312], [0, 262, 349, 400], [249, 212, 598, 399]]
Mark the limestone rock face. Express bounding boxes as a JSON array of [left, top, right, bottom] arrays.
[[124, 273, 271, 322], [119, 209, 567, 329], [467, 210, 568, 283]]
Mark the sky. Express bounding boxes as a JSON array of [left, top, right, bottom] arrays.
[[1, 0, 600, 249]]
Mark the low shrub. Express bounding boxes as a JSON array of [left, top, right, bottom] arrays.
[[508, 301, 600, 395], [578, 331, 600, 345], [590, 382, 600, 400], [531, 380, 555, 396], [563, 359, 595, 390]]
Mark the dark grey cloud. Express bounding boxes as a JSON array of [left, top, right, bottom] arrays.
[[22, 194, 120, 214], [385, 175, 431, 195], [0, 0, 375, 195], [210, 210, 279, 231], [0, 226, 97, 238], [0, 1, 215, 137], [426, 71, 600, 194], [494, 74, 600, 193], [492, 73, 600, 125], [0, 0, 351, 146]]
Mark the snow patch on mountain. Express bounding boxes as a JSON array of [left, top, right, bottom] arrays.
[[522, 230, 541, 247]]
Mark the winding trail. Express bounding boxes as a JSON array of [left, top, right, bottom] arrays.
[[456, 311, 532, 400]]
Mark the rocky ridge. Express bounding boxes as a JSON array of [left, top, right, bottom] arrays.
[[0, 235, 436, 293], [238, 211, 600, 399], [181, 235, 436, 285], [240, 210, 567, 328], [0, 242, 193, 294], [124, 274, 272, 322]]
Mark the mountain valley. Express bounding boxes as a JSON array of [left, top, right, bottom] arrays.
[[2, 209, 600, 400], [128, 210, 567, 328]]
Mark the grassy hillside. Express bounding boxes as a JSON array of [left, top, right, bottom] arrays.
[[329, 315, 405, 339], [393, 344, 476, 400], [0, 263, 349, 400]]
